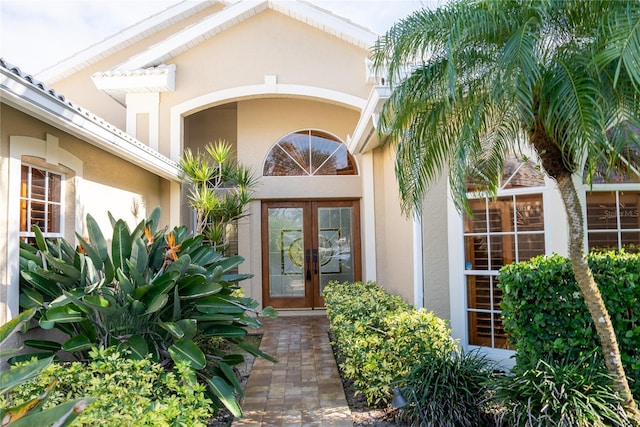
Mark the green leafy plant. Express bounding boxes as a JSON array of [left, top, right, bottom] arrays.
[[499, 252, 640, 399], [180, 139, 258, 248], [17, 207, 277, 417], [493, 352, 632, 427], [397, 349, 497, 427], [0, 308, 94, 426], [323, 281, 456, 405], [2, 346, 213, 426]]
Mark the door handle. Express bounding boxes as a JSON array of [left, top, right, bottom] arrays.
[[305, 249, 311, 281], [312, 249, 318, 274]]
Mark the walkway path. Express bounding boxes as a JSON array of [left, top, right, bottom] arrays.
[[232, 315, 353, 427]]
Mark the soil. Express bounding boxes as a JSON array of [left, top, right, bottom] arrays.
[[207, 333, 404, 427]]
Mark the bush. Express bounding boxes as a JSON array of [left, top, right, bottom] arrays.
[[493, 352, 632, 427], [499, 252, 640, 399], [1, 347, 213, 426], [323, 281, 456, 405], [17, 207, 276, 417], [398, 349, 497, 427]]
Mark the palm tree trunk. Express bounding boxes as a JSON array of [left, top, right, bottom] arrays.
[[555, 173, 639, 421]]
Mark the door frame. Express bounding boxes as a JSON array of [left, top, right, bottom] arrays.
[[261, 199, 361, 309]]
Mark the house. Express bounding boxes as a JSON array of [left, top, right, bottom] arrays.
[[2, 0, 638, 366]]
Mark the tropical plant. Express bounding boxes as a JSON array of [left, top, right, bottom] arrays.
[[3, 346, 213, 426], [397, 349, 497, 427], [179, 139, 258, 248], [17, 207, 277, 417], [372, 0, 640, 419], [493, 352, 632, 427], [0, 308, 94, 426]]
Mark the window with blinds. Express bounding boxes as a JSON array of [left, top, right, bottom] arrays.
[[463, 195, 545, 348], [586, 191, 640, 252], [20, 164, 63, 244], [583, 141, 639, 253]]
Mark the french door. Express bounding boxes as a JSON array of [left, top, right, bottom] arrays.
[[262, 200, 361, 309]]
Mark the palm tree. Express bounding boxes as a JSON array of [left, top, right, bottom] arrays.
[[372, 0, 640, 419]]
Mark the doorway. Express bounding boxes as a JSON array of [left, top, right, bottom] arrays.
[[261, 200, 361, 309]]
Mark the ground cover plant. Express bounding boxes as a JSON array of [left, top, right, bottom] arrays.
[[2, 347, 213, 426], [493, 352, 632, 426], [1, 307, 93, 426], [396, 349, 497, 427], [323, 281, 456, 405], [16, 207, 276, 418]]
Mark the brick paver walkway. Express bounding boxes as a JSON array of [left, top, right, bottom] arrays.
[[232, 315, 353, 427]]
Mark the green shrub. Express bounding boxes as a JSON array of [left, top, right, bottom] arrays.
[[1, 347, 213, 426], [398, 349, 497, 427], [323, 281, 456, 405], [499, 252, 640, 398], [17, 207, 276, 417], [0, 308, 94, 426], [493, 352, 632, 427]]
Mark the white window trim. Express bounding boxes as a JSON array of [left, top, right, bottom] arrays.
[[581, 182, 640, 252], [18, 164, 66, 241], [448, 150, 558, 369], [6, 134, 82, 320]]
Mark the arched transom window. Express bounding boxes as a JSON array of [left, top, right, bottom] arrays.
[[263, 130, 357, 176]]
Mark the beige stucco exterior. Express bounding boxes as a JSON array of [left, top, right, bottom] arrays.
[[0, 104, 176, 323]]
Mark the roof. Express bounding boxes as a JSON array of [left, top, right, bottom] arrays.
[[38, 0, 379, 83], [0, 58, 180, 181]]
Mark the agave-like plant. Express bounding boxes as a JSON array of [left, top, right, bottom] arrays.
[[1, 308, 94, 426], [17, 207, 276, 417]]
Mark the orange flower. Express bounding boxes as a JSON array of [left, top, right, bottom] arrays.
[[144, 226, 155, 244], [77, 236, 89, 254], [165, 232, 181, 261]]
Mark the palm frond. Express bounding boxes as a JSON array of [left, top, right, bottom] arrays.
[[539, 54, 607, 172]]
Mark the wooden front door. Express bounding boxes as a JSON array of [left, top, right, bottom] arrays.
[[262, 200, 361, 309]]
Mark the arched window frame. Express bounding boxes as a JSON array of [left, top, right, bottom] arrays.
[[262, 129, 358, 177]]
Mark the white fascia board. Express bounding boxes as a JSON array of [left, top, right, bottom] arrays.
[[270, 1, 378, 49], [115, 1, 269, 71], [1, 70, 180, 181], [347, 85, 390, 154], [36, 1, 219, 83]]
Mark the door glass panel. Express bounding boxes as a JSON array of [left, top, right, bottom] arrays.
[[317, 207, 354, 294], [267, 207, 305, 298]]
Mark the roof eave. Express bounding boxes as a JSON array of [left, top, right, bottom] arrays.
[[1, 68, 180, 181], [347, 85, 390, 154]]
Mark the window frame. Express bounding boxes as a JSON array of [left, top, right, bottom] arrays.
[[463, 189, 547, 350], [19, 163, 65, 242], [583, 183, 640, 252], [262, 129, 358, 177]]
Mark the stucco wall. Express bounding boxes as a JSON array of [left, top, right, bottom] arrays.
[[47, 4, 225, 129], [371, 144, 414, 303], [160, 9, 372, 159], [421, 173, 451, 319], [0, 104, 171, 322]]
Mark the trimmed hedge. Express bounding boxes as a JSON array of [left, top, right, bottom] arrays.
[[499, 251, 640, 398], [323, 281, 456, 405]]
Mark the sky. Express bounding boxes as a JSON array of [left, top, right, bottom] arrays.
[[0, 0, 438, 77]]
